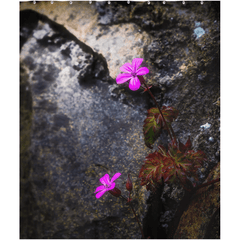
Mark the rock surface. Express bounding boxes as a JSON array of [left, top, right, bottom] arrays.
[[174, 163, 220, 239], [20, 1, 151, 80], [20, 9, 151, 239], [20, 1, 220, 239]]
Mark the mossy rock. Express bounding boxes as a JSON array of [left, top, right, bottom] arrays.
[[173, 162, 220, 239]]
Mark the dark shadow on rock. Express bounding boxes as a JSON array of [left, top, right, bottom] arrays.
[[20, 61, 41, 239], [143, 184, 167, 239], [204, 207, 220, 239]]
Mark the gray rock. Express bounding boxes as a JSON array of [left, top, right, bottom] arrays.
[[20, 10, 150, 239]]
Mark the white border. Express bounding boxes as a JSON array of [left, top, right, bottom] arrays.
[[1, 0, 238, 239]]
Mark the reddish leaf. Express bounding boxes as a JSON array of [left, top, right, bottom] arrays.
[[161, 106, 179, 127], [158, 144, 168, 157], [185, 150, 208, 180], [178, 136, 192, 152], [139, 151, 167, 189], [178, 141, 187, 152], [185, 136, 192, 150], [139, 134, 208, 189], [143, 108, 163, 149], [143, 106, 179, 149]]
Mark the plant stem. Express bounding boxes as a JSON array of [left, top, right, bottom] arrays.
[[129, 203, 145, 239], [195, 178, 220, 191], [120, 195, 145, 238], [139, 76, 173, 141], [168, 123, 177, 140]]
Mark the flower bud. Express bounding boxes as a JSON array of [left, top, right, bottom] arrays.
[[126, 173, 133, 191], [108, 187, 121, 197]]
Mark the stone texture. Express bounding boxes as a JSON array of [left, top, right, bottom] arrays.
[[20, 10, 151, 239], [20, 1, 151, 79], [173, 163, 220, 239]]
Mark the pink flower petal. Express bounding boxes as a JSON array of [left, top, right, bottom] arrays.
[[116, 73, 132, 84], [136, 67, 149, 75], [120, 62, 133, 73], [111, 173, 121, 183], [106, 182, 115, 191], [132, 58, 143, 72], [95, 185, 106, 193], [96, 189, 107, 198], [129, 77, 141, 91], [100, 173, 111, 186]]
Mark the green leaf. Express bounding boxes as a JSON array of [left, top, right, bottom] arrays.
[[185, 150, 208, 180], [165, 140, 208, 184], [143, 106, 179, 149], [161, 106, 179, 129], [143, 108, 163, 149]]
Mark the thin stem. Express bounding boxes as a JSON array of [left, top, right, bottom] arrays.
[[168, 123, 177, 140], [120, 195, 145, 238], [129, 203, 145, 239], [195, 178, 220, 191], [140, 76, 173, 141]]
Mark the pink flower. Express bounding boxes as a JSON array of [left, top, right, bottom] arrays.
[[95, 173, 121, 198], [116, 58, 149, 91]]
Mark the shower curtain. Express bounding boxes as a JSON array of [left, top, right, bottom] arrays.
[[20, 1, 220, 239]]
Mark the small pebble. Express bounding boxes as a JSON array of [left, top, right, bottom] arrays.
[[209, 137, 214, 142], [200, 123, 211, 130], [194, 27, 205, 39]]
